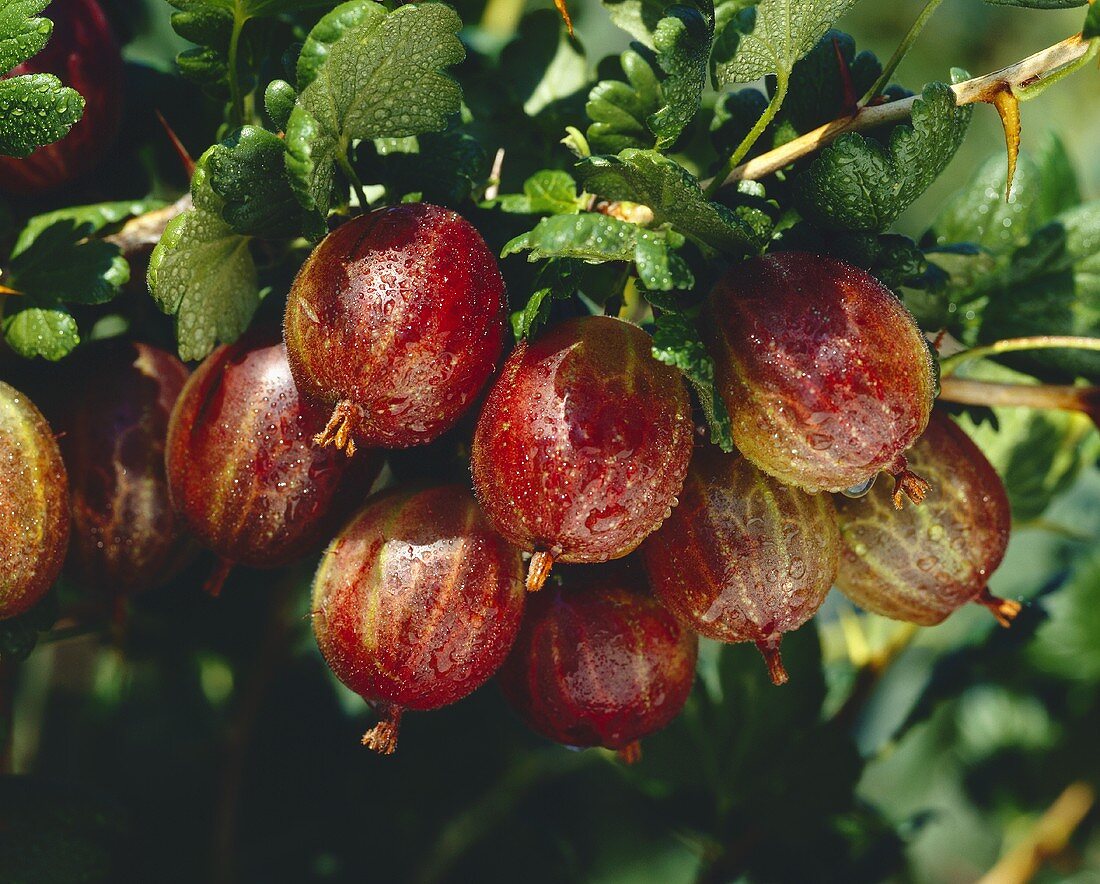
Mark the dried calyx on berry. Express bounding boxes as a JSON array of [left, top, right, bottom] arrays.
[[311, 485, 526, 755], [705, 252, 936, 506], [835, 410, 1019, 627], [472, 315, 693, 592], [643, 445, 840, 685], [284, 203, 506, 456]]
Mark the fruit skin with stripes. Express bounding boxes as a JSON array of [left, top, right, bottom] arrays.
[[834, 410, 1018, 627], [704, 252, 936, 505], [497, 562, 698, 761], [642, 446, 840, 685], [284, 203, 505, 455], [471, 315, 693, 592], [311, 485, 526, 754], [0, 382, 70, 619], [0, 0, 123, 195], [52, 341, 193, 598], [165, 335, 380, 581]]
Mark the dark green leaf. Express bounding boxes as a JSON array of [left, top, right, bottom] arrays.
[[649, 1, 714, 150], [492, 170, 588, 215], [781, 30, 880, 135], [709, 88, 768, 157], [284, 2, 465, 222], [8, 220, 128, 306], [0, 73, 83, 157], [501, 10, 590, 122], [510, 261, 580, 340], [147, 158, 260, 362], [1086, 2, 1100, 37], [13, 200, 165, 255], [264, 79, 296, 131], [651, 310, 731, 448], [204, 125, 304, 239], [795, 82, 972, 232], [713, 0, 860, 87], [586, 48, 662, 154], [580, 148, 772, 254], [372, 129, 486, 206]]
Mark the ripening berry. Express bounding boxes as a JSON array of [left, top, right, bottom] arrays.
[[284, 203, 505, 454], [835, 410, 1019, 627], [166, 335, 380, 592], [312, 485, 526, 755], [471, 315, 693, 591], [497, 563, 698, 761], [52, 341, 194, 598], [0, 0, 123, 194], [705, 252, 936, 505], [0, 382, 70, 619], [643, 446, 840, 685]]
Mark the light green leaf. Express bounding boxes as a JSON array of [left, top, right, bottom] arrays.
[[586, 48, 662, 154], [713, 0, 860, 87], [147, 161, 260, 362], [503, 213, 638, 263], [0, 73, 83, 157], [492, 170, 587, 215], [1, 306, 79, 360], [284, 2, 465, 222], [0, 0, 51, 74], [600, 0, 675, 45]]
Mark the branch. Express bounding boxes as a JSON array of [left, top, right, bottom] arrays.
[[714, 34, 1092, 188], [939, 376, 1100, 426], [977, 781, 1095, 884]]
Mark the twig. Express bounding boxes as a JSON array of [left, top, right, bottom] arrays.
[[714, 34, 1092, 188], [939, 376, 1100, 420], [977, 781, 1095, 884], [939, 335, 1100, 377]]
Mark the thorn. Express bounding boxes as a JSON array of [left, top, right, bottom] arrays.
[[0, 284, 23, 297], [932, 329, 948, 352], [204, 557, 234, 598], [552, 0, 574, 37], [156, 110, 196, 178], [833, 36, 859, 117], [989, 88, 1021, 201]]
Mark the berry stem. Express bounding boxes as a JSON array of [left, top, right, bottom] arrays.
[[362, 704, 403, 755], [314, 401, 359, 457], [617, 741, 642, 765], [204, 557, 235, 598], [755, 638, 789, 686], [975, 587, 1023, 628], [889, 458, 932, 509], [525, 550, 556, 592]]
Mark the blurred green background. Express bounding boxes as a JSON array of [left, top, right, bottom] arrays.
[[4, 2, 1100, 883]]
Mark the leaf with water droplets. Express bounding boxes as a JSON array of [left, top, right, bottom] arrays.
[[0, 73, 83, 158], [285, 2, 465, 225]]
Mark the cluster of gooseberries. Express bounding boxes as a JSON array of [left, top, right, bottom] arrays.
[[1, 192, 1021, 759]]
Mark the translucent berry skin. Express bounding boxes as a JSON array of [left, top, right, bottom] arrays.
[[312, 486, 525, 726], [54, 342, 193, 597], [471, 316, 693, 578], [835, 411, 1013, 626], [642, 446, 839, 684], [166, 337, 380, 569], [0, 0, 123, 194], [705, 252, 935, 494], [284, 203, 505, 450], [497, 565, 698, 752], [0, 382, 70, 619]]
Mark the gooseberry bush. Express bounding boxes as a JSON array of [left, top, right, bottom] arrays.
[[2, 0, 1100, 880]]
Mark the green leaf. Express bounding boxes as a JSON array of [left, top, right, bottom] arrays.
[[651, 310, 732, 449], [295, 0, 378, 90], [713, 0, 860, 87], [147, 159, 260, 362], [586, 49, 662, 154], [649, 1, 714, 150], [781, 30, 880, 136], [709, 87, 768, 157], [492, 170, 588, 215], [8, 220, 129, 305], [1086, 2, 1100, 37], [0, 73, 84, 157], [501, 10, 591, 122], [204, 125, 304, 239], [1, 305, 79, 360], [0, 0, 51, 74], [264, 79, 296, 131], [372, 129, 486, 206], [795, 82, 972, 232], [1029, 546, 1100, 682], [634, 229, 694, 290], [13, 200, 165, 256], [600, 0, 676, 45], [284, 2, 465, 223], [580, 148, 772, 254], [511, 260, 580, 340], [503, 213, 638, 263]]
